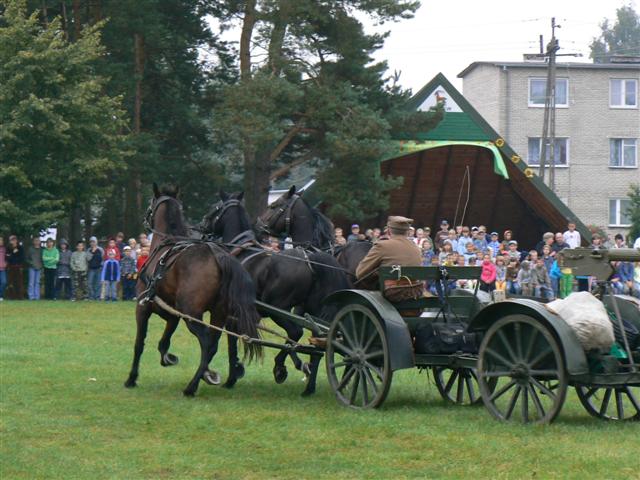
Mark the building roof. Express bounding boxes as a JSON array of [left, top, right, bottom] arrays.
[[458, 60, 640, 78]]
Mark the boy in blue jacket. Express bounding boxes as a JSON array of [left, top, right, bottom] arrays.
[[101, 250, 121, 302]]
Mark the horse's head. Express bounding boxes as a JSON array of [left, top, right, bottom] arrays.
[[256, 185, 302, 239], [199, 190, 252, 243], [144, 182, 187, 236]]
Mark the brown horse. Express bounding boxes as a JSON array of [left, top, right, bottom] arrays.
[[124, 184, 261, 396]]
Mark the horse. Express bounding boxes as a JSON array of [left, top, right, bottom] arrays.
[[257, 185, 373, 281], [124, 184, 261, 396], [199, 191, 351, 396]]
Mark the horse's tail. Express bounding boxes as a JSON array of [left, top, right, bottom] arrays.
[[307, 252, 352, 321], [215, 252, 262, 362]]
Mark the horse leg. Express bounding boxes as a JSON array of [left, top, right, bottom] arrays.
[[182, 320, 217, 397], [124, 302, 152, 388], [269, 318, 303, 384], [223, 334, 245, 389], [301, 352, 323, 397], [158, 314, 180, 367]]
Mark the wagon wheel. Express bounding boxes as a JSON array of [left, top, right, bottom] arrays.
[[326, 304, 392, 409], [477, 315, 568, 424], [432, 367, 497, 406], [575, 386, 640, 421]]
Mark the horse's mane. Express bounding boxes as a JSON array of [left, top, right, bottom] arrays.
[[301, 197, 334, 248]]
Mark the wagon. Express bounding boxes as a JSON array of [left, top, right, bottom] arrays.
[[259, 252, 639, 424]]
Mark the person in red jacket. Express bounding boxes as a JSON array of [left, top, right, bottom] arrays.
[[480, 254, 497, 293], [103, 238, 121, 261], [136, 245, 150, 272]]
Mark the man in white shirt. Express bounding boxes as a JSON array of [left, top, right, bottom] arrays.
[[634, 236, 640, 249], [563, 222, 581, 249]]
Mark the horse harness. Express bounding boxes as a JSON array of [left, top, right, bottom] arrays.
[[258, 194, 301, 239]]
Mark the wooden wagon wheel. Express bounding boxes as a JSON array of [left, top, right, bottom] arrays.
[[575, 385, 640, 421], [326, 304, 393, 409], [432, 367, 497, 406], [477, 315, 568, 424]]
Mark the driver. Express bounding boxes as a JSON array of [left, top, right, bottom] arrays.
[[355, 216, 422, 287]]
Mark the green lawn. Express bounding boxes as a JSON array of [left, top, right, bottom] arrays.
[[1, 301, 638, 479]]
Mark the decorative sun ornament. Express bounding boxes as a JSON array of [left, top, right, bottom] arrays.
[[511, 154, 521, 163], [524, 168, 535, 178], [494, 138, 505, 148]]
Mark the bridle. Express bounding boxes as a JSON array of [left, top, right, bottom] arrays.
[[257, 194, 301, 239], [199, 198, 257, 246], [144, 195, 181, 236]]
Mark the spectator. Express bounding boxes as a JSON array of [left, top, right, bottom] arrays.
[[552, 232, 570, 254], [334, 227, 347, 246], [612, 233, 626, 249], [472, 227, 487, 254], [532, 258, 554, 300], [446, 229, 458, 253], [364, 228, 374, 241], [528, 250, 539, 264], [456, 255, 476, 290], [487, 232, 501, 258], [56, 240, 72, 300], [120, 246, 137, 301], [42, 238, 59, 300], [495, 256, 507, 291], [503, 230, 514, 243], [559, 262, 574, 299], [347, 224, 360, 242], [506, 240, 520, 262], [0, 237, 6, 301], [480, 254, 497, 292], [517, 260, 534, 296], [536, 232, 554, 256], [26, 237, 43, 301], [101, 250, 120, 302], [563, 222, 581, 248], [462, 242, 477, 266], [128, 238, 138, 261], [138, 233, 148, 250], [115, 232, 126, 255], [634, 237, 640, 249], [613, 261, 634, 295], [70, 241, 89, 301], [457, 227, 473, 255], [634, 262, 640, 298], [6, 235, 25, 299], [434, 220, 450, 249], [548, 260, 563, 298], [438, 240, 454, 265], [421, 239, 435, 266], [455, 225, 463, 236], [414, 228, 426, 247], [372, 228, 382, 243], [506, 258, 521, 294], [137, 245, 150, 272], [103, 238, 121, 261], [87, 236, 104, 300]]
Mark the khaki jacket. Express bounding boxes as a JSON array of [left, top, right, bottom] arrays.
[[356, 235, 422, 281]]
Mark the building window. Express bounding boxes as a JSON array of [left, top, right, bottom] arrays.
[[529, 78, 568, 107], [610, 138, 638, 167], [610, 79, 638, 108], [609, 198, 632, 227], [527, 137, 569, 166]]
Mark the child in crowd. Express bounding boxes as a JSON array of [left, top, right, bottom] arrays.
[[421, 239, 435, 266], [334, 228, 347, 246], [42, 238, 59, 300], [506, 258, 520, 294], [137, 245, 150, 272], [438, 240, 454, 265], [532, 257, 554, 300], [70, 241, 89, 301], [128, 238, 138, 261], [447, 229, 458, 253], [103, 238, 121, 261], [26, 237, 43, 300], [480, 254, 496, 292], [472, 227, 487, 254], [87, 236, 103, 300], [56, 240, 72, 300], [495, 256, 507, 291], [517, 260, 534, 296], [506, 240, 520, 262], [101, 250, 120, 302], [457, 227, 473, 255], [613, 261, 635, 295], [120, 246, 137, 300], [487, 232, 501, 258], [462, 242, 476, 265]]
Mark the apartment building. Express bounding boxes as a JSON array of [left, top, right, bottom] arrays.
[[459, 60, 640, 239]]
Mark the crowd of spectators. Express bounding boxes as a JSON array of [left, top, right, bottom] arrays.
[[0, 232, 151, 302], [335, 220, 640, 300]]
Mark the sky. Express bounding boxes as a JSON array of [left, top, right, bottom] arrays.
[[367, 0, 627, 92]]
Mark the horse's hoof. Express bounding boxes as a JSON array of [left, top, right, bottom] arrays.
[[222, 377, 237, 389], [203, 369, 221, 386], [234, 362, 245, 379], [182, 389, 196, 397], [161, 353, 179, 367], [301, 362, 312, 376], [124, 379, 137, 388], [273, 365, 288, 384]]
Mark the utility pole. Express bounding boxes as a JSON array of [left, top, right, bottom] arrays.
[[539, 18, 560, 190]]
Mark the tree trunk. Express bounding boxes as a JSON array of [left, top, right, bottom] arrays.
[[72, 0, 81, 41], [68, 204, 83, 242], [84, 203, 93, 239], [240, 0, 257, 80], [244, 150, 271, 220]]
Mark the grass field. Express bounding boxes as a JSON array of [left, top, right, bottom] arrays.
[[1, 301, 638, 479]]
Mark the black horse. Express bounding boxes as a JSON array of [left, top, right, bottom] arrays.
[[124, 184, 261, 396], [258, 185, 373, 281], [200, 191, 351, 396]]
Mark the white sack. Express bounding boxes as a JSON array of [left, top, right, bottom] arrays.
[[545, 292, 614, 351]]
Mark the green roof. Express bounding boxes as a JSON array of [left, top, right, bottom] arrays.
[[415, 112, 490, 141]]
